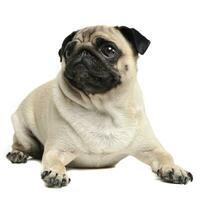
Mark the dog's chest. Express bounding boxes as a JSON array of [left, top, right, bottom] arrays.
[[65, 106, 137, 153]]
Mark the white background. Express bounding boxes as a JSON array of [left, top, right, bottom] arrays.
[[0, 0, 199, 199]]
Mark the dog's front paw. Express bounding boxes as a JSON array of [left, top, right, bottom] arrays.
[[41, 170, 71, 188], [7, 150, 29, 163], [156, 165, 193, 184]]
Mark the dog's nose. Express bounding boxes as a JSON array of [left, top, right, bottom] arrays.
[[80, 50, 90, 57]]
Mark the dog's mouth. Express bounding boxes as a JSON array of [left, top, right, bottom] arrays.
[[63, 49, 121, 94]]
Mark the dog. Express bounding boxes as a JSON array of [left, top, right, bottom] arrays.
[[7, 25, 193, 187]]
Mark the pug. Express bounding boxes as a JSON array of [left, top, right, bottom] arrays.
[[7, 25, 193, 187]]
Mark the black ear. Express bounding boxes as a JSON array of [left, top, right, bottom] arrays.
[[115, 26, 150, 55], [58, 31, 78, 62]]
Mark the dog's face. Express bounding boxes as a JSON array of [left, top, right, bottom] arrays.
[[59, 26, 150, 94]]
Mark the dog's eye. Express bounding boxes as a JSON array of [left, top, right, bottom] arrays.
[[65, 49, 71, 58], [64, 41, 76, 58], [101, 45, 116, 58]]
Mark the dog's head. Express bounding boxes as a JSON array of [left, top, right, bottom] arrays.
[[59, 25, 150, 94]]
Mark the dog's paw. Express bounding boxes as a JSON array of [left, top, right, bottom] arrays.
[[156, 165, 193, 184], [7, 150, 29, 163], [41, 170, 71, 188]]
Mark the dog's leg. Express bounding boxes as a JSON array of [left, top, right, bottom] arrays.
[[7, 113, 42, 163], [130, 114, 193, 184], [41, 146, 77, 188]]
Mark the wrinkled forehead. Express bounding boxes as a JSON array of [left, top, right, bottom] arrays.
[[73, 26, 132, 55], [74, 26, 126, 46]]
